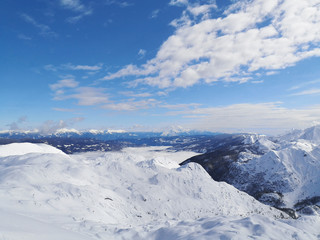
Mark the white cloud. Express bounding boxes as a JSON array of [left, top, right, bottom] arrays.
[[138, 49, 146, 58], [166, 102, 320, 134], [66, 13, 91, 23], [6, 116, 28, 131], [50, 79, 79, 90], [291, 88, 320, 96], [64, 63, 102, 71], [102, 64, 142, 81], [59, 0, 93, 23], [44, 63, 102, 72], [168, 0, 217, 27], [21, 14, 57, 38], [102, 99, 159, 111], [288, 79, 320, 91], [157, 91, 168, 96], [150, 9, 160, 19], [169, 0, 188, 6], [251, 80, 263, 84], [104, 0, 133, 8], [53, 108, 75, 112], [39, 117, 84, 134], [49, 74, 110, 106], [265, 71, 278, 76], [44, 64, 58, 71], [120, 91, 152, 98], [161, 103, 201, 110], [18, 34, 32, 40], [102, 0, 320, 88], [60, 0, 86, 12], [187, 2, 217, 18], [60, 87, 110, 106]]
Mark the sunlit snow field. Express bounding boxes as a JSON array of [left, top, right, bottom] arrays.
[[0, 143, 319, 239]]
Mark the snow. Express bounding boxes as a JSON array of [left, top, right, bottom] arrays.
[[279, 125, 320, 144], [0, 129, 40, 135], [161, 125, 189, 136], [121, 146, 199, 166], [106, 129, 127, 134], [300, 125, 320, 144], [233, 131, 320, 208], [88, 129, 104, 134], [0, 209, 91, 240], [0, 142, 64, 157], [146, 215, 320, 240], [242, 133, 261, 145], [0, 143, 319, 239], [55, 128, 81, 134]]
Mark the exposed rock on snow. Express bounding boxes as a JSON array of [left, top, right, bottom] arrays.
[[0, 142, 319, 239], [0, 143, 294, 239], [183, 126, 320, 212]]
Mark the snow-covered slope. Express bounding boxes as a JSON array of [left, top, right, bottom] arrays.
[[0, 143, 303, 239], [146, 214, 320, 240], [236, 139, 320, 208], [184, 126, 320, 213], [0, 142, 64, 157], [0, 209, 91, 240], [278, 125, 320, 144], [1, 143, 320, 239]]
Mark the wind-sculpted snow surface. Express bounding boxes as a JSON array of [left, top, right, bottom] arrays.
[[0, 143, 319, 239]]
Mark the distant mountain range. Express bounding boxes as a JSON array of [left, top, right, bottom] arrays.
[[0, 129, 220, 154], [0, 128, 218, 140], [1, 125, 320, 218]]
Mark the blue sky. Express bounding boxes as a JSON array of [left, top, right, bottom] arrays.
[[2, 0, 320, 134]]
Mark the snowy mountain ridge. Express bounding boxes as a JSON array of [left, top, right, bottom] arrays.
[[277, 125, 320, 144], [1, 127, 320, 239], [0, 127, 215, 139], [0, 143, 308, 240], [0, 124, 200, 137], [183, 125, 320, 215]]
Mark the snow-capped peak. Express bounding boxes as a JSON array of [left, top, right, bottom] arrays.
[[0, 142, 65, 157], [278, 125, 320, 144], [242, 133, 261, 145], [299, 125, 320, 143], [161, 125, 189, 136], [87, 129, 104, 134], [105, 129, 127, 134], [0, 129, 40, 135], [54, 128, 81, 135]]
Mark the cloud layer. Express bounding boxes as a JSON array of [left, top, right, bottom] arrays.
[[177, 102, 320, 134], [38, 0, 320, 134], [103, 0, 320, 88]]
